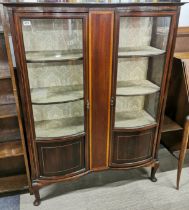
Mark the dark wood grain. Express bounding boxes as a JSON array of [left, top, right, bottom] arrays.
[[165, 58, 189, 127], [0, 7, 30, 193], [89, 11, 114, 170], [0, 79, 15, 104], [37, 137, 85, 177], [0, 155, 25, 177], [0, 118, 20, 142], [0, 68, 10, 79], [110, 128, 155, 166], [0, 140, 23, 159], [0, 103, 17, 119], [0, 174, 28, 194], [161, 58, 189, 152], [162, 116, 182, 133]]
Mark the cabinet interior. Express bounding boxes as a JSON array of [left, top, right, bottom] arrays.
[[22, 18, 84, 139], [115, 16, 170, 128]]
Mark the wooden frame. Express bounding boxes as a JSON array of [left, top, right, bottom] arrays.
[[9, 10, 90, 181], [0, 5, 31, 193], [109, 10, 178, 174]]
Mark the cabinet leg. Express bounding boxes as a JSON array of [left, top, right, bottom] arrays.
[[150, 161, 159, 182], [33, 186, 41, 206]]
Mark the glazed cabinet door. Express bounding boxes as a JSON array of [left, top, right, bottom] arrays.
[[110, 11, 175, 167], [13, 13, 89, 178]]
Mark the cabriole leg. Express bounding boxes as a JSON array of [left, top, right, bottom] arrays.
[[33, 185, 41, 206], [150, 161, 159, 182]]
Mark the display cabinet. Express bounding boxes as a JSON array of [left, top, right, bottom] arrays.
[[2, 0, 184, 206]]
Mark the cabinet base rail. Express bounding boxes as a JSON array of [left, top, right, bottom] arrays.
[[32, 160, 159, 206]]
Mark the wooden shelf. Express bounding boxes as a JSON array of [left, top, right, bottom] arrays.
[[0, 128, 20, 142], [162, 116, 182, 133], [35, 116, 84, 138], [115, 110, 156, 128], [161, 130, 184, 153], [116, 80, 160, 96], [0, 104, 17, 119], [118, 46, 165, 57], [31, 85, 83, 104], [26, 50, 83, 63], [161, 116, 184, 153], [0, 69, 10, 79], [0, 94, 15, 105], [0, 174, 28, 194], [0, 141, 23, 159]]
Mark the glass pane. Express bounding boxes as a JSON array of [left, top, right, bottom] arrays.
[[115, 16, 171, 128], [21, 18, 84, 138]]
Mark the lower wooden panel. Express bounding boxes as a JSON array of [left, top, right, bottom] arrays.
[[110, 128, 155, 166], [37, 137, 85, 177]]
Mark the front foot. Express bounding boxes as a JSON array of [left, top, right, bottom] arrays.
[[151, 176, 157, 182], [33, 184, 41, 206], [33, 199, 41, 206], [150, 160, 159, 182]]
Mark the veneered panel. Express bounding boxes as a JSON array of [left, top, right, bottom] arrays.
[[111, 128, 155, 166], [37, 137, 85, 177], [89, 11, 114, 169]]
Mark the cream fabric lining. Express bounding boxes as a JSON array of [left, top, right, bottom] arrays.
[[115, 17, 155, 128], [22, 17, 167, 134], [22, 19, 84, 138]]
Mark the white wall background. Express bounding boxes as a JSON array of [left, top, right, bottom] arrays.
[[179, 0, 189, 26]]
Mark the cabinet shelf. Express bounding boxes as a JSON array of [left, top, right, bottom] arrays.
[[0, 93, 15, 105], [31, 85, 83, 104], [0, 104, 17, 119], [118, 46, 165, 57], [0, 69, 10, 79], [115, 110, 156, 128], [26, 50, 83, 63], [0, 141, 23, 159], [162, 116, 182, 133], [0, 174, 28, 193], [0, 128, 20, 143], [35, 116, 84, 138], [116, 80, 160, 96]]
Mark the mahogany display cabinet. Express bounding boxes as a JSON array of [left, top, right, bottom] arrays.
[[2, 0, 184, 205]]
